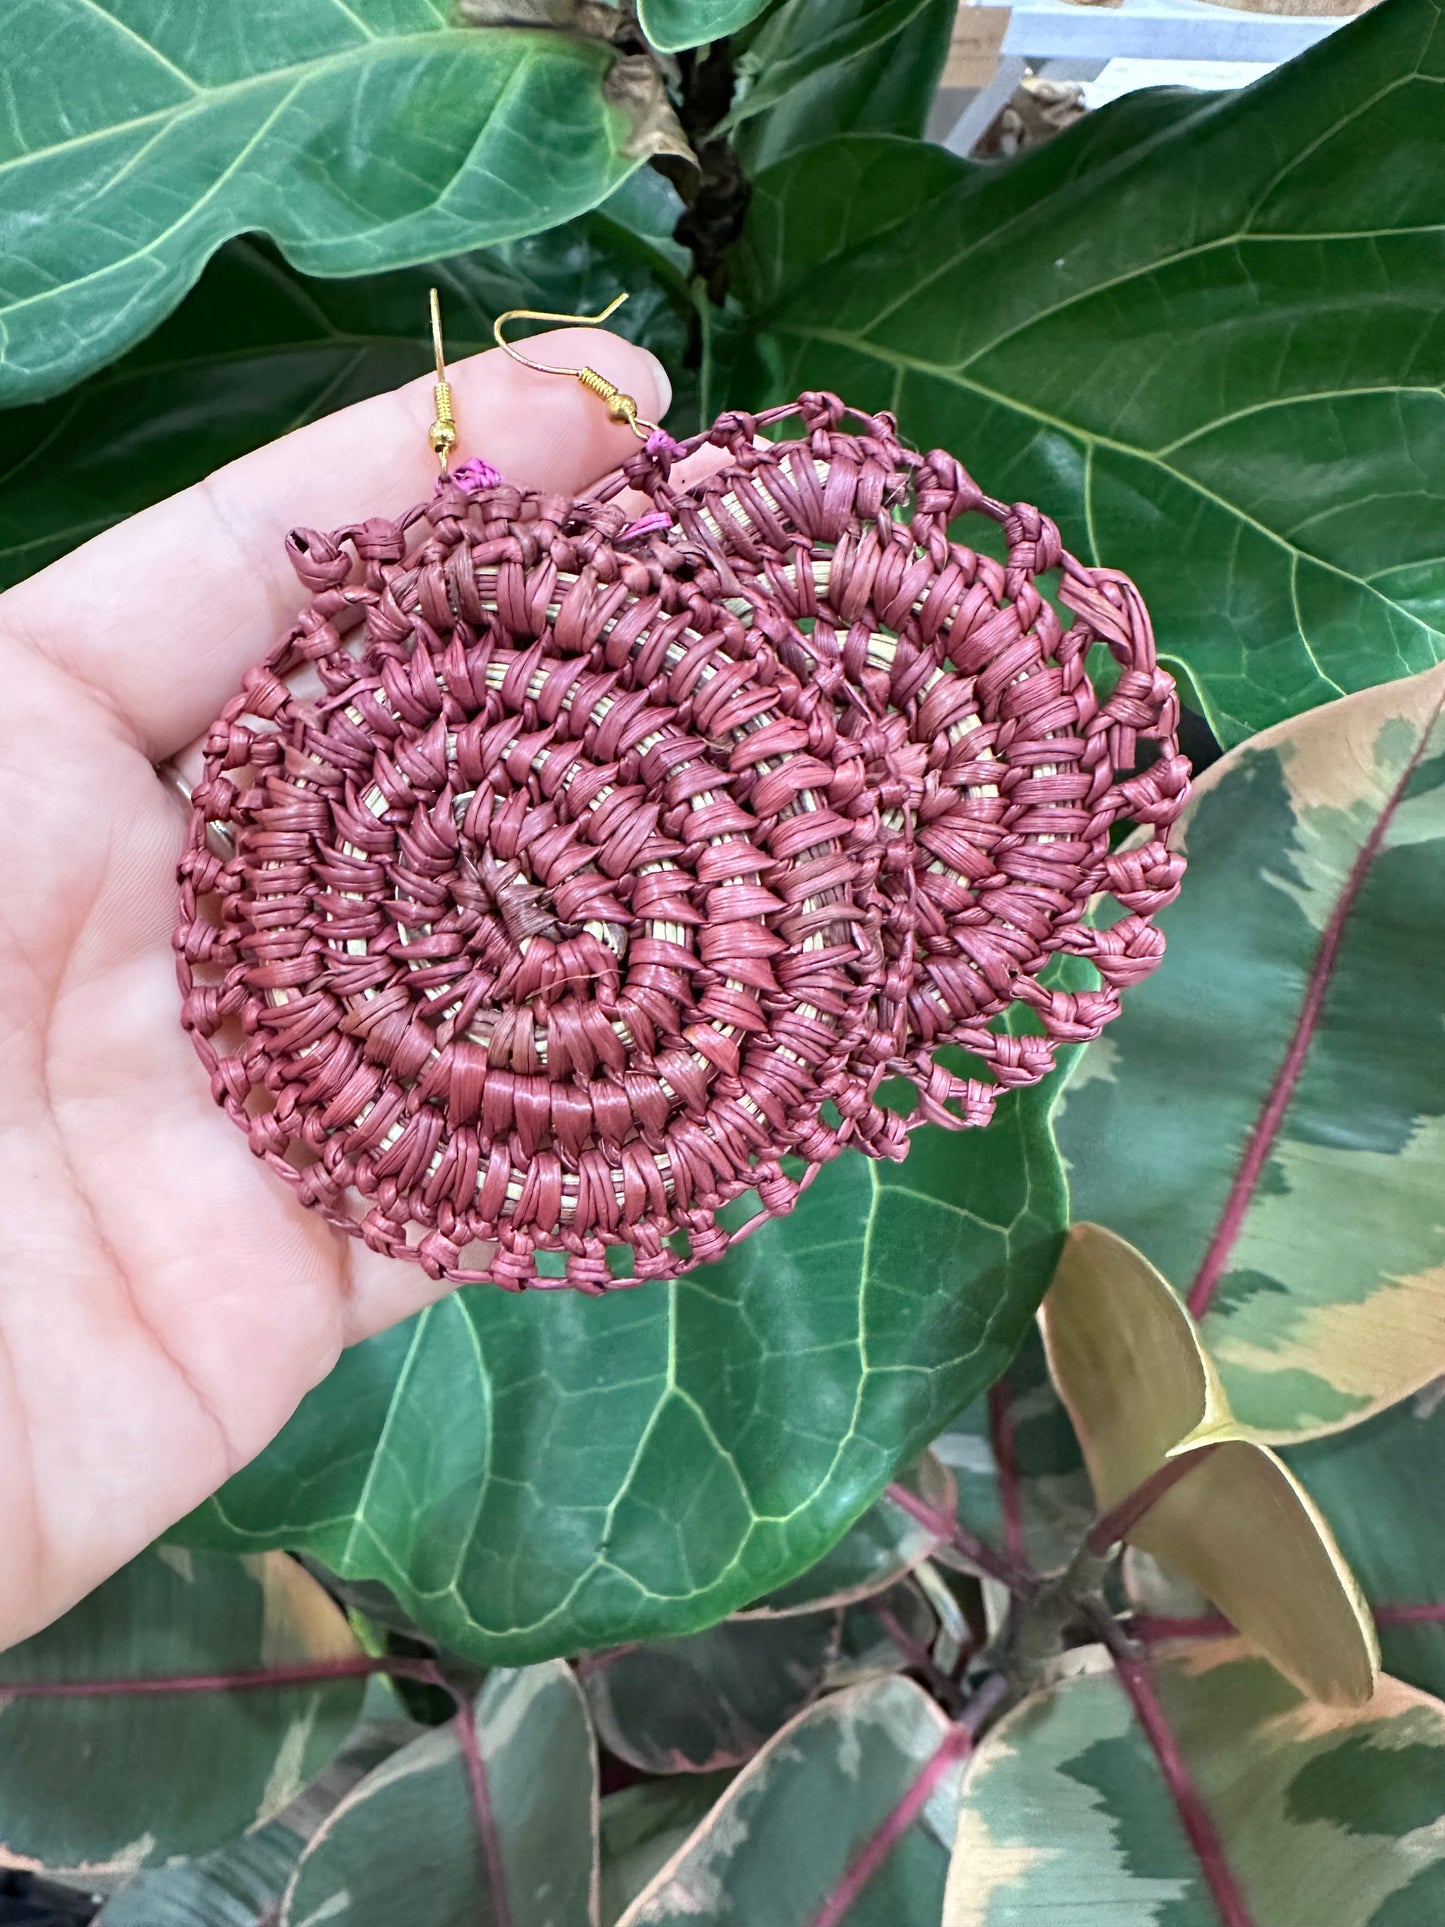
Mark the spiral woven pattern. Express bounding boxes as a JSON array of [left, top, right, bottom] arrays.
[[176, 393, 1189, 1290]]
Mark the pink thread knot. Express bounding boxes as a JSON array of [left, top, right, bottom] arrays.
[[619, 511, 673, 542], [645, 429, 684, 460], [450, 457, 503, 494]]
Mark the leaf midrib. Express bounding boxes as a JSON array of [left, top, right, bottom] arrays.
[[1186, 671, 1445, 1318], [0, 23, 567, 182], [774, 321, 1444, 712]]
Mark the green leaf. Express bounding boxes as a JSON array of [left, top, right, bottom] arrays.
[[1057, 662, 1445, 1439], [282, 1661, 596, 1927], [583, 1612, 840, 1773], [1286, 1389, 1445, 1702], [638, 0, 772, 53], [599, 1776, 734, 1926], [732, 0, 1445, 744], [95, 1695, 416, 1926], [617, 1675, 960, 1926], [931, 1323, 1091, 1581], [177, 1083, 1068, 1666], [0, 1548, 363, 1877], [738, 1453, 955, 1616], [0, 170, 695, 591], [97, 1826, 305, 1927], [946, 1641, 1445, 1926], [0, 2, 662, 406], [727, 0, 956, 172]]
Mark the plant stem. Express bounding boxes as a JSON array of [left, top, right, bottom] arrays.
[[452, 1689, 513, 1927], [808, 1672, 1010, 1927], [868, 1599, 969, 1716], [987, 1378, 1028, 1568], [1086, 1444, 1222, 1557], [0, 1654, 434, 1698], [886, 1483, 1034, 1596], [1085, 1602, 1256, 1927]]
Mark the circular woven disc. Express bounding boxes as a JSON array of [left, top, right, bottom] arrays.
[[176, 393, 1189, 1290]]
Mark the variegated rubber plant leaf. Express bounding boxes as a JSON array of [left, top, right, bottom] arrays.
[[946, 1642, 1445, 1927], [1058, 663, 1445, 1440], [0, 0, 687, 407], [0, 1548, 364, 1876]]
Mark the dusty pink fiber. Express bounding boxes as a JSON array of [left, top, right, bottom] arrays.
[[176, 393, 1188, 1290]]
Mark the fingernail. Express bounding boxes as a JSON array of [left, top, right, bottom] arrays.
[[638, 348, 672, 423]]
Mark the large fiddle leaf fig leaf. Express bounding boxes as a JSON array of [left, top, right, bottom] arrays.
[[738, 1452, 955, 1616], [282, 1662, 596, 1927], [946, 1641, 1445, 1927], [0, 1548, 363, 1876], [726, 0, 957, 173], [732, 0, 1445, 743], [617, 1675, 961, 1927], [1057, 662, 1445, 1440], [0, 170, 694, 591], [0, 0, 673, 407], [178, 1090, 1069, 1665]]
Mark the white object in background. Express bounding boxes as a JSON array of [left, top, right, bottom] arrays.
[[1080, 55, 1275, 105], [1001, 0, 1350, 61], [941, 0, 1354, 155]]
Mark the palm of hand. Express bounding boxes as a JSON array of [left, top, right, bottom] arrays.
[[0, 333, 671, 1649]]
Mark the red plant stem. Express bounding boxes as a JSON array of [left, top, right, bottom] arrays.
[[1131, 1603, 1445, 1644], [809, 1673, 1010, 1927], [1187, 693, 1444, 1319], [886, 1483, 1033, 1596], [452, 1688, 513, 1927], [0, 1654, 433, 1698], [868, 1600, 968, 1716], [1132, 1614, 1235, 1642], [0, 1651, 509, 1927], [1112, 1653, 1256, 1927], [1083, 1604, 1253, 1927], [1086, 1445, 1221, 1558], [987, 1378, 1027, 1568]]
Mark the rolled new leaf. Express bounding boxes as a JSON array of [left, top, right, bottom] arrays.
[[1041, 1224, 1378, 1707]]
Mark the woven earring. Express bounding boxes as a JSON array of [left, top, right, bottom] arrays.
[[175, 291, 1190, 1293]]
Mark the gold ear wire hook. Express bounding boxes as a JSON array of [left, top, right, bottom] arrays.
[[493, 294, 660, 441], [427, 287, 458, 472]]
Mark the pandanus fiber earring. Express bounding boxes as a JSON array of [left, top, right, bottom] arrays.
[[175, 293, 1190, 1292]]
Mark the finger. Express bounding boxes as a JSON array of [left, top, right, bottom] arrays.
[[0, 329, 672, 761]]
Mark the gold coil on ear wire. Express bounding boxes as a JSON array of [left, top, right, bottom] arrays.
[[493, 294, 660, 441], [428, 287, 459, 470], [425, 287, 662, 469]]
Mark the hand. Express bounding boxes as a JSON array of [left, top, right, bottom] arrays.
[[0, 333, 673, 1651]]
